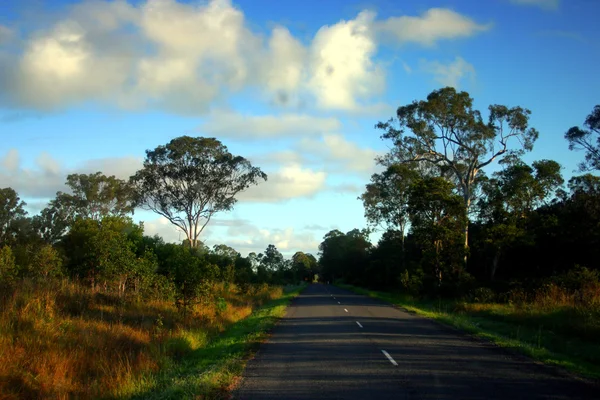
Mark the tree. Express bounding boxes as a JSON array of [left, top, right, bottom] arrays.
[[209, 244, 240, 282], [318, 229, 371, 284], [63, 172, 136, 219], [360, 164, 420, 251], [292, 251, 315, 282], [131, 136, 267, 248], [378, 87, 538, 258], [0, 188, 27, 246], [62, 216, 146, 294], [477, 159, 563, 280], [0, 245, 18, 284], [565, 105, 600, 171], [33, 172, 135, 244], [407, 177, 466, 287], [32, 198, 76, 245], [260, 244, 285, 272], [28, 244, 64, 279]]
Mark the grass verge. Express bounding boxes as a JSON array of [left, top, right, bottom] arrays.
[[337, 283, 600, 381], [116, 284, 305, 400], [0, 280, 302, 399]]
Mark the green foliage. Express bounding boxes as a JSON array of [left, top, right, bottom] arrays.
[[62, 216, 149, 293], [477, 159, 564, 280], [319, 229, 371, 284], [400, 268, 423, 295], [360, 164, 420, 241], [63, 172, 136, 220], [0, 245, 18, 284], [471, 287, 496, 303], [158, 245, 219, 312], [377, 87, 539, 261], [407, 177, 466, 288], [565, 105, 600, 171], [29, 244, 64, 279], [549, 265, 599, 292], [0, 187, 27, 247], [291, 251, 318, 282], [33, 172, 136, 245]]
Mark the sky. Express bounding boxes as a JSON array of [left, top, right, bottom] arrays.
[[0, 0, 598, 257]]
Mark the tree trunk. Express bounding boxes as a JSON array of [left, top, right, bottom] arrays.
[[463, 194, 471, 266], [434, 239, 443, 286], [490, 250, 500, 281], [400, 225, 406, 269]]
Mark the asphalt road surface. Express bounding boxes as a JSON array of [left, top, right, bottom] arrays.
[[234, 283, 599, 400]]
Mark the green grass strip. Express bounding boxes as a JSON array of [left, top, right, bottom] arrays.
[[115, 284, 306, 400], [337, 284, 600, 381]]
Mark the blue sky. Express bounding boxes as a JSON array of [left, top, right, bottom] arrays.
[[0, 0, 598, 256]]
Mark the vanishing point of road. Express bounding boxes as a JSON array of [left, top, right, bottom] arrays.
[[235, 284, 599, 400]]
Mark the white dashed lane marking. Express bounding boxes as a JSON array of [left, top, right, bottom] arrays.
[[381, 350, 398, 366]]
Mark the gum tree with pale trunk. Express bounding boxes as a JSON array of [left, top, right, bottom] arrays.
[[377, 87, 538, 263]]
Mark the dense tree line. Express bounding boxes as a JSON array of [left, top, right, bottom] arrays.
[[321, 88, 600, 298], [0, 136, 318, 315]]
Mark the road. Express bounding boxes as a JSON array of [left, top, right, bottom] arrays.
[[234, 284, 599, 400]]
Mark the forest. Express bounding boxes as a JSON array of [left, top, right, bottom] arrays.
[[319, 88, 600, 299], [1, 87, 599, 396]]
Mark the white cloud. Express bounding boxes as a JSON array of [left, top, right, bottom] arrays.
[[217, 224, 320, 256], [263, 26, 307, 106], [308, 10, 384, 110], [421, 56, 475, 88], [376, 8, 490, 47], [509, 0, 559, 10], [1, 1, 487, 114], [239, 164, 327, 203], [143, 216, 182, 243], [1, 149, 19, 172], [328, 183, 363, 194], [0, 148, 327, 205], [0, 149, 141, 199], [78, 156, 142, 180], [244, 165, 326, 203], [198, 112, 341, 139], [249, 150, 305, 166], [143, 215, 319, 255], [299, 133, 380, 173]]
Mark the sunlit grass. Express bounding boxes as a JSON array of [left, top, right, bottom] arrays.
[[120, 284, 305, 400], [338, 283, 600, 380], [0, 279, 297, 399]]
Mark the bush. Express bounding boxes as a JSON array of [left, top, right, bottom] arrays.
[[551, 265, 599, 292], [0, 245, 18, 284], [400, 268, 423, 295], [29, 244, 63, 279], [470, 287, 496, 303]]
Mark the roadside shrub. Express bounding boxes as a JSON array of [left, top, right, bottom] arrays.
[[400, 268, 423, 295], [551, 265, 599, 292], [0, 245, 18, 284], [508, 287, 529, 307], [470, 287, 496, 303], [29, 244, 64, 279]]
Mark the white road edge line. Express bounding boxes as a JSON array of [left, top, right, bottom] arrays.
[[356, 321, 363, 328], [381, 350, 398, 366], [344, 308, 348, 312]]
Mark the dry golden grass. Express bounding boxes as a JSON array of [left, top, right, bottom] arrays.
[[0, 279, 282, 399]]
